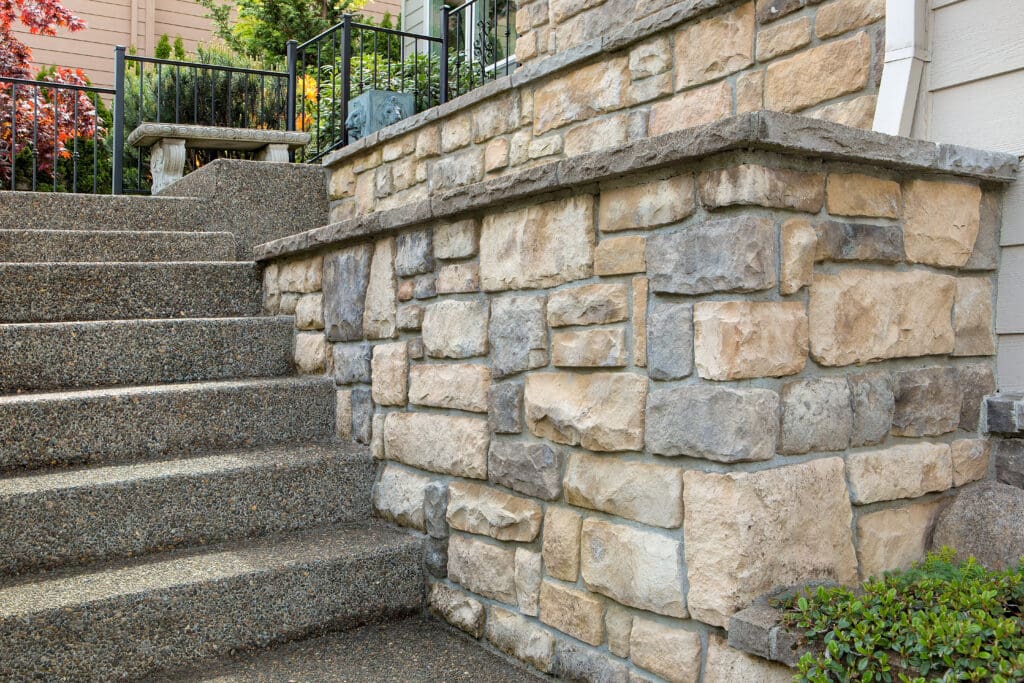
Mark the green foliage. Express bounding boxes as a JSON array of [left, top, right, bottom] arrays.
[[778, 549, 1024, 682], [173, 36, 186, 60], [155, 34, 172, 59]]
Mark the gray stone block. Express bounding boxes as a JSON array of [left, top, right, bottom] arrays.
[[424, 536, 449, 579], [423, 481, 450, 539], [849, 371, 894, 447], [413, 273, 437, 299], [488, 382, 524, 434], [932, 482, 1024, 570], [646, 299, 693, 381], [814, 220, 904, 263], [553, 639, 629, 683], [333, 343, 373, 385], [488, 441, 563, 501], [986, 394, 1024, 435], [647, 384, 779, 462], [647, 216, 776, 295], [959, 363, 996, 433], [352, 387, 373, 445], [323, 244, 373, 342], [995, 439, 1024, 489], [892, 366, 962, 437], [779, 377, 852, 454], [489, 295, 548, 378], [395, 229, 435, 276]]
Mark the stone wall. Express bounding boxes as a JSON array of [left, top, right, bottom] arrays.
[[258, 115, 1017, 682], [325, 0, 886, 225]]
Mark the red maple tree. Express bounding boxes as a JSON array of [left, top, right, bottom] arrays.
[[1, 0, 101, 184]]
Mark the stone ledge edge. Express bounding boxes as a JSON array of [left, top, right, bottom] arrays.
[[255, 111, 1019, 261]]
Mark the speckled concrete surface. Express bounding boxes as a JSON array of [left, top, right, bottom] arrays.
[[0, 191, 205, 232], [0, 262, 262, 323], [171, 616, 549, 683], [0, 522, 423, 681], [0, 376, 335, 472], [0, 229, 236, 263], [0, 316, 295, 393], [0, 442, 375, 576]]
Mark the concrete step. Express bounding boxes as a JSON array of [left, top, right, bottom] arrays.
[[0, 262, 262, 323], [0, 442, 375, 577], [170, 616, 545, 682], [0, 523, 423, 682], [0, 229, 236, 262], [0, 376, 335, 472], [0, 191, 205, 232], [0, 316, 295, 393]]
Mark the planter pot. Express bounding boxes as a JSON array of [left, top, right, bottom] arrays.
[[345, 89, 415, 142]]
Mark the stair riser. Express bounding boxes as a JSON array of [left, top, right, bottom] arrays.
[[0, 379, 335, 472], [0, 317, 295, 393], [0, 456, 376, 576], [0, 263, 262, 323], [0, 230, 236, 263], [0, 541, 422, 682], [0, 192, 204, 232]]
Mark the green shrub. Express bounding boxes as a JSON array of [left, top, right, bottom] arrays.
[[777, 549, 1024, 682]]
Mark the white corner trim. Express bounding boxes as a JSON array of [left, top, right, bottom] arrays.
[[872, 0, 929, 136]]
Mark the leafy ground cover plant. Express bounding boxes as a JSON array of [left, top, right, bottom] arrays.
[[777, 548, 1024, 682]]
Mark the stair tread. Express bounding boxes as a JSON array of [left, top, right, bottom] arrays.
[[0, 522, 416, 616]]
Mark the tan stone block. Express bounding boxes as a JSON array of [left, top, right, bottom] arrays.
[[780, 218, 817, 295], [808, 269, 955, 366], [953, 277, 996, 356], [370, 341, 407, 407], [599, 175, 694, 232], [480, 196, 595, 291], [564, 451, 683, 527], [735, 70, 763, 114], [354, 171, 375, 215], [278, 255, 323, 293], [441, 114, 472, 152], [551, 328, 627, 367], [629, 72, 674, 105], [605, 603, 632, 657], [434, 219, 479, 259], [827, 172, 901, 218], [765, 32, 871, 112], [543, 506, 582, 581], [429, 582, 485, 638], [295, 292, 324, 331], [549, 0, 605, 23], [630, 616, 702, 683], [629, 36, 671, 79], [294, 332, 329, 374], [515, 548, 542, 616], [384, 412, 489, 478], [436, 262, 480, 294], [484, 137, 510, 172], [515, 30, 539, 64], [704, 635, 792, 683], [382, 134, 415, 162], [807, 94, 877, 129], [684, 459, 858, 628], [633, 277, 648, 367], [448, 533, 517, 603], [848, 443, 953, 504], [856, 500, 942, 578], [952, 438, 990, 487], [524, 372, 646, 452], [415, 126, 441, 158], [694, 301, 807, 380], [408, 363, 490, 413], [534, 57, 630, 134], [547, 283, 629, 327], [370, 413, 385, 459], [373, 463, 431, 530], [329, 199, 355, 224], [595, 236, 646, 275], [564, 114, 629, 156], [816, 0, 884, 38], [329, 165, 356, 198], [699, 163, 824, 211], [447, 481, 543, 542], [675, 2, 755, 88], [363, 237, 397, 340], [336, 389, 352, 439], [539, 581, 604, 645], [516, 0, 548, 31], [757, 15, 811, 60], [422, 300, 489, 359], [352, 148, 382, 173], [903, 179, 982, 268], [581, 519, 687, 617], [278, 292, 299, 315], [528, 134, 563, 159], [473, 94, 519, 143], [484, 606, 555, 672], [649, 80, 733, 136]]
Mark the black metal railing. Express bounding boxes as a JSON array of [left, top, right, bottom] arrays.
[[0, 76, 114, 193], [444, 0, 517, 99]]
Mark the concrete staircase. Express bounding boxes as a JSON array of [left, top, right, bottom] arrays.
[[0, 193, 424, 681]]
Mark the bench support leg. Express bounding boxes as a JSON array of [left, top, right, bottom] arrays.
[[150, 138, 187, 194], [255, 143, 290, 163]]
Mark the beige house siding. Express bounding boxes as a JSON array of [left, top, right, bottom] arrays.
[[914, 0, 1024, 391]]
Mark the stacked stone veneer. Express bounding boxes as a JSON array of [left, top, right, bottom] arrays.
[[259, 116, 1015, 681], [326, 0, 886, 224]]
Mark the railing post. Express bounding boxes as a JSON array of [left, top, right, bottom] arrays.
[[341, 14, 353, 148], [286, 39, 298, 133], [112, 45, 126, 194], [440, 6, 450, 105]]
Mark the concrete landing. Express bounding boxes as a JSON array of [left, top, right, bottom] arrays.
[[173, 616, 548, 682]]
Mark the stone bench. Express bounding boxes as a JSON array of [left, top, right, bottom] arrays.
[[127, 123, 311, 193]]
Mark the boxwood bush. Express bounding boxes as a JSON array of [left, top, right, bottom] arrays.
[[778, 549, 1024, 682]]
